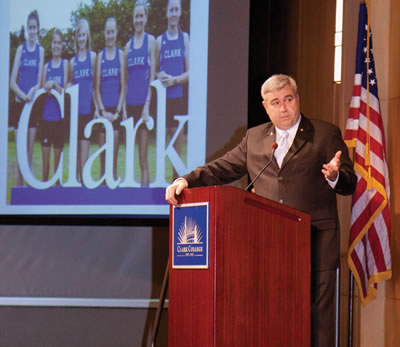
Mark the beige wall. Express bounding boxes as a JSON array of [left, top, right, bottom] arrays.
[[356, 1, 400, 346], [294, 0, 399, 346], [383, 0, 400, 346]]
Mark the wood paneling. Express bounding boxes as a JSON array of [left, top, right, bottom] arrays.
[[294, 1, 400, 346]]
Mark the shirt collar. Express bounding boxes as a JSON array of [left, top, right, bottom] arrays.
[[275, 114, 301, 142]]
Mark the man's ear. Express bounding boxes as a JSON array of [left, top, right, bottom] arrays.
[[262, 100, 269, 114]]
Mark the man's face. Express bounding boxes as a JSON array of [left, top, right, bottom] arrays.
[[262, 85, 300, 130]]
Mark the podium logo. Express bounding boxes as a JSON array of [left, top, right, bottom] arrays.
[[176, 217, 204, 254], [172, 203, 208, 269], [178, 216, 203, 244]]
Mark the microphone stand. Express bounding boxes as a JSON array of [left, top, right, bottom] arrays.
[[150, 259, 169, 347], [245, 142, 278, 191]]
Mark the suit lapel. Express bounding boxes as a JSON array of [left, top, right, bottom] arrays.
[[263, 124, 276, 156], [280, 115, 312, 169], [260, 123, 283, 171]]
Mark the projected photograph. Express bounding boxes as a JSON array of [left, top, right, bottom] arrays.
[[1, 0, 209, 215]]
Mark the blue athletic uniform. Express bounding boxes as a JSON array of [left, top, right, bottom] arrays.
[[100, 49, 121, 108], [43, 59, 64, 121], [126, 33, 150, 106], [73, 51, 93, 115], [159, 31, 185, 99], [11, 41, 42, 128], [41, 59, 65, 148], [18, 41, 40, 97]]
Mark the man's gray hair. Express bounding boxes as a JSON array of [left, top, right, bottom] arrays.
[[261, 74, 298, 99]]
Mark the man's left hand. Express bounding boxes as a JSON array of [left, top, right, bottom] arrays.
[[322, 151, 341, 181]]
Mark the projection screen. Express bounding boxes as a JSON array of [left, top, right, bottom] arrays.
[[0, 0, 249, 217]]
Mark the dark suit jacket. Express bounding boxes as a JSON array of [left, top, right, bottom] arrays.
[[183, 115, 357, 271]]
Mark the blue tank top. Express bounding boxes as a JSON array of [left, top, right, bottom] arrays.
[[101, 48, 121, 108], [160, 31, 185, 99], [126, 33, 150, 106], [18, 41, 40, 96], [43, 59, 64, 121], [73, 51, 93, 115]]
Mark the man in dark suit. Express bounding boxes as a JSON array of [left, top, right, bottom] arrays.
[[165, 74, 357, 347]]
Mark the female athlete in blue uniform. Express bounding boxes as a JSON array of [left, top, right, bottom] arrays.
[[10, 10, 44, 186], [69, 18, 97, 182], [156, 0, 189, 180], [124, 0, 156, 186], [41, 28, 68, 183], [95, 17, 125, 181]]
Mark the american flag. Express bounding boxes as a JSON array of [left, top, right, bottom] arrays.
[[344, 2, 391, 306]]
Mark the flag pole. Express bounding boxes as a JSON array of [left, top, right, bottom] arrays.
[[364, 0, 373, 189], [348, 271, 354, 347]]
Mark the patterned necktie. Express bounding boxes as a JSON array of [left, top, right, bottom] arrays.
[[275, 131, 290, 167]]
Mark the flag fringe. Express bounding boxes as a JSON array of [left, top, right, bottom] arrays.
[[347, 162, 390, 305], [354, 162, 389, 199], [347, 253, 391, 306], [345, 138, 358, 149]]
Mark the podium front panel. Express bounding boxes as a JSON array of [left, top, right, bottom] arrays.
[[169, 186, 310, 347]]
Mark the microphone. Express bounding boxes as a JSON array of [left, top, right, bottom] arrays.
[[245, 142, 278, 192]]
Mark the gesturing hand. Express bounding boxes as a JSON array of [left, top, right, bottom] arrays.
[[322, 151, 342, 181]]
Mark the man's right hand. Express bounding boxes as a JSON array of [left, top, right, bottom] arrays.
[[165, 178, 188, 205]]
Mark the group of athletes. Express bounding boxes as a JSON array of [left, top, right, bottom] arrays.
[[9, 0, 189, 187]]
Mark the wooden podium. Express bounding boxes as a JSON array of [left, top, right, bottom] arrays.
[[169, 186, 311, 347]]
